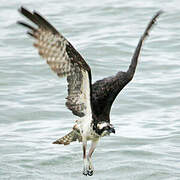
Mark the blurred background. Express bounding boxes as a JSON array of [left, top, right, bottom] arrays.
[[0, 0, 180, 179]]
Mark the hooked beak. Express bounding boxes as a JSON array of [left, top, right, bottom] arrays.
[[108, 127, 115, 134]]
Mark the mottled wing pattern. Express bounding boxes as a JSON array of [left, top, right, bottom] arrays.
[[18, 7, 92, 118]]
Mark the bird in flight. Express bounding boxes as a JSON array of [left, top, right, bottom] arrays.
[[18, 7, 162, 176]]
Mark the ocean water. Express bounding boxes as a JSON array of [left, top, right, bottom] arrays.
[[1, 0, 180, 179]]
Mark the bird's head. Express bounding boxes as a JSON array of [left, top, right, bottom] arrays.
[[96, 122, 115, 137]]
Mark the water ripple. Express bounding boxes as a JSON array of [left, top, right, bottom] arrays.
[[1, 0, 180, 179]]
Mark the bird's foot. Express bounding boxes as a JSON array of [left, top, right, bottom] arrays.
[[87, 170, 93, 176], [87, 156, 94, 176], [83, 157, 94, 176], [83, 159, 88, 176], [82, 161, 94, 176], [83, 169, 94, 176], [83, 170, 88, 176]]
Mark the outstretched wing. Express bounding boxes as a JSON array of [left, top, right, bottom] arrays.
[[91, 11, 163, 123], [18, 7, 92, 118]]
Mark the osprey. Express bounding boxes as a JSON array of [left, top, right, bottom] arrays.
[[18, 7, 162, 176]]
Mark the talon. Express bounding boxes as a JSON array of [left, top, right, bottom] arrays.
[[83, 171, 88, 176], [87, 170, 93, 176]]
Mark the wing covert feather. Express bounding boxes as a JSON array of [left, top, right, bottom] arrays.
[[18, 7, 92, 118]]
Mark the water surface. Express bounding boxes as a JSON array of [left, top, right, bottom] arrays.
[[1, 0, 180, 179]]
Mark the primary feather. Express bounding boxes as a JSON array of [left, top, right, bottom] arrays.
[[18, 7, 92, 119]]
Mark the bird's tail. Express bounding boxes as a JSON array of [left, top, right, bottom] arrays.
[[53, 126, 82, 145]]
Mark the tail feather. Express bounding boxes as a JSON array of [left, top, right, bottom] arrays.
[[53, 129, 82, 145]]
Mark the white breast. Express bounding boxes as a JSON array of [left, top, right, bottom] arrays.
[[76, 120, 99, 141]]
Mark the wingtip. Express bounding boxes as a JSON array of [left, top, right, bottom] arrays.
[[155, 10, 164, 19], [16, 20, 21, 25], [151, 10, 163, 26], [16, 20, 23, 28], [18, 6, 33, 17], [16, 20, 25, 26], [18, 6, 25, 13], [157, 10, 164, 15]]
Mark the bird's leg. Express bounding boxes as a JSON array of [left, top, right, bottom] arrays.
[[87, 139, 99, 176], [82, 139, 88, 176]]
